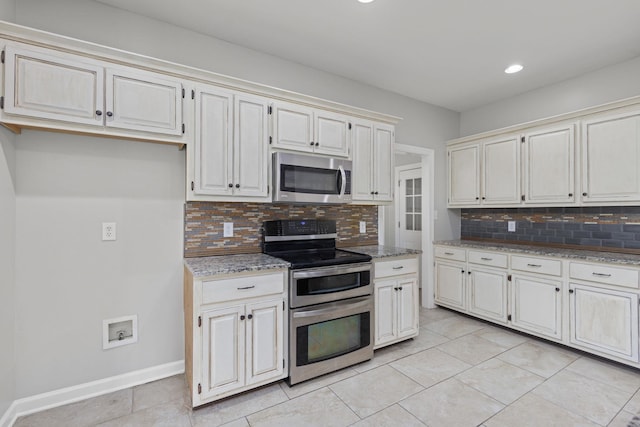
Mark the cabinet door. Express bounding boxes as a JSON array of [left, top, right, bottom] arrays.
[[4, 45, 104, 126], [511, 275, 562, 339], [435, 261, 465, 310], [373, 124, 394, 202], [482, 135, 520, 204], [524, 124, 575, 204], [396, 277, 419, 339], [246, 299, 285, 386], [582, 112, 640, 203], [569, 283, 639, 362], [105, 66, 183, 136], [448, 144, 480, 206], [273, 102, 313, 152], [351, 120, 374, 201], [201, 305, 245, 399], [374, 279, 396, 347], [314, 110, 350, 157], [233, 94, 270, 198], [468, 268, 508, 323], [193, 85, 233, 196]]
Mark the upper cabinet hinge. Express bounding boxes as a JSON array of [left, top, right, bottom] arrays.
[[348, 122, 352, 130], [268, 105, 273, 115], [182, 123, 185, 134], [521, 136, 525, 143], [191, 181, 195, 191], [269, 136, 272, 144], [181, 88, 185, 98], [508, 274, 512, 281], [282, 301, 285, 311], [283, 359, 285, 369], [507, 314, 512, 321], [191, 89, 195, 100], [521, 195, 525, 201], [197, 316, 202, 327], [1, 50, 4, 64], [0, 96, 4, 110]]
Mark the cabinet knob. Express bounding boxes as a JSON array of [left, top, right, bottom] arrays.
[[475, 197, 479, 200], [374, 191, 379, 195], [582, 192, 587, 196], [240, 315, 246, 320], [398, 286, 403, 291], [247, 314, 253, 320], [371, 191, 375, 195], [481, 197, 486, 200], [555, 287, 560, 292], [310, 141, 315, 146], [468, 271, 471, 275], [235, 184, 240, 188], [569, 289, 574, 294], [228, 183, 233, 188], [106, 111, 113, 117], [95, 110, 102, 116], [315, 142, 319, 147], [461, 270, 465, 274], [568, 193, 573, 197]]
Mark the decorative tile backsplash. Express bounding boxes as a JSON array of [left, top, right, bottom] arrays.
[[461, 207, 640, 250], [184, 202, 378, 258]]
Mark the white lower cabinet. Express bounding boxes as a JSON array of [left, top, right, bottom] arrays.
[[511, 274, 562, 340], [374, 255, 419, 349], [569, 283, 639, 362], [434, 244, 640, 368], [185, 268, 287, 407]]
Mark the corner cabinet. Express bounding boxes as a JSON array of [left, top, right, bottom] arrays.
[[187, 83, 270, 201], [184, 268, 287, 407], [374, 255, 419, 349], [272, 101, 350, 157], [352, 119, 394, 203], [2, 43, 186, 144]]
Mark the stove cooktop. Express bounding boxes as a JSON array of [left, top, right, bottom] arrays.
[[269, 249, 372, 269]]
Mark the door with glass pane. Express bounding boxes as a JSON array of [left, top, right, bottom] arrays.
[[397, 165, 422, 250]]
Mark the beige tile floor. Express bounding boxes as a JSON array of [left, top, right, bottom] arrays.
[[15, 307, 640, 427]]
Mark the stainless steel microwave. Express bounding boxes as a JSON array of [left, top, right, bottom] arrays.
[[272, 152, 352, 204]]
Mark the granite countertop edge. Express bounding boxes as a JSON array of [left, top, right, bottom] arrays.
[[184, 253, 291, 277], [434, 240, 640, 266], [342, 245, 422, 259]]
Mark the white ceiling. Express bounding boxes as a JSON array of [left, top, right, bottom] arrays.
[[96, 0, 640, 112]]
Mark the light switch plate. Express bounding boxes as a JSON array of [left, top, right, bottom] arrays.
[[223, 222, 234, 237], [508, 221, 516, 232], [359, 221, 366, 233]]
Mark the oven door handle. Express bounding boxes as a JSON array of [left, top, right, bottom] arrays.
[[338, 165, 347, 197], [292, 263, 370, 280], [292, 297, 371, 319]]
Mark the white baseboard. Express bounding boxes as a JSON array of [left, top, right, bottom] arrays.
[[0, 360, 184, 427]]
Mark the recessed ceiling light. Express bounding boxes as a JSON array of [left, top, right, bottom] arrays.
[[358, 0, 375, 3], [505, 64, 524, 74]]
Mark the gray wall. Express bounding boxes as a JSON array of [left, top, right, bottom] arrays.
[[0, 0, 16, 417], [460, 55, 640, 136], [11, 0, 459, 397]]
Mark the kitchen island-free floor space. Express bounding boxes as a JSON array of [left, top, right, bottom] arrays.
[[14, 307, 640, 427]]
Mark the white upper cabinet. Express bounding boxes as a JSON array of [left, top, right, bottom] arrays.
[[448, 143, 480, 206], [523, 124, 576, 204], [190, 83, 269, 201], [105, 66, 183, 136], [2, 43, 185, 142], [273, 101, 350, 157], [3, 45, 104, 126], [351, 119, 394, 203], [482, 135, 520, 205], [581, 110, 640, 204]]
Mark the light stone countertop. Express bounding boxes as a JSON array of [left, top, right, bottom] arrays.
[[435, 240, 640, 266], [342, 245, 422, 259], [184, 253, 290, 277]]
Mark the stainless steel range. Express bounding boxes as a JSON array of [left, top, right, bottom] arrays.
[[263, 219, 373, 385]]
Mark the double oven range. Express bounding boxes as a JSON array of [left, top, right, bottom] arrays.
[[263, 219, 373, 385]]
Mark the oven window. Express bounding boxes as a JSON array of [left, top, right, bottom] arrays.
[[296, 312, 370, 366], [281, 165, 340, 195], [297, 271, 370, 296]]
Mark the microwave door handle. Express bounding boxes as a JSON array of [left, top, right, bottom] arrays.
[[338, 166, 346, 196]]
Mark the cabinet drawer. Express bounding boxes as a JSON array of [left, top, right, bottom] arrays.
[[511, 255, 562, 276], [202, 272, 285, 304], [435, 246, 466, 262], [569, 262, 639, 289], [375, 257, 419, 278], [468, 250, 507, 269]]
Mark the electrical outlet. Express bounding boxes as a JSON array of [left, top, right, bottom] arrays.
[[223, 222, 234, 237], [359, 221, 366, 233], [102, 222, 116, 241], [508, 221, 516, 232]]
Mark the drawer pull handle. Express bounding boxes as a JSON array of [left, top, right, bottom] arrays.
[[480, 257, 493, 261], [444, 252, 455, 255], [393, 266, 404, 270], [237, 285, 256, 290], [592, 272, 612, 278], [527, 264, 542, 268]]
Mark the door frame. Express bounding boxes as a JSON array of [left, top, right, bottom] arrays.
[[379, 143, 435, 309]]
